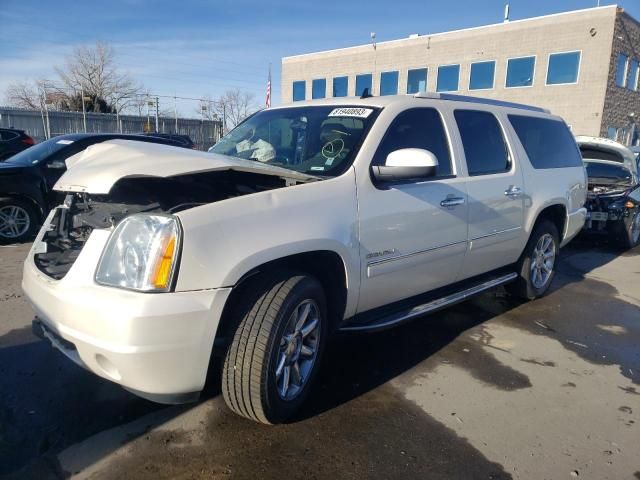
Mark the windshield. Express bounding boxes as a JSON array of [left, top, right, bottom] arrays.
[[5, 137, 73, 166], [584, 160, 633, 186], [210, 106, 378, 176]]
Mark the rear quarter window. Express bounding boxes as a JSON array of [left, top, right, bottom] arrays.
[[508, 115, 582, 169]]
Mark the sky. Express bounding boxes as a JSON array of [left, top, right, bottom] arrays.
[[1, 0, 639, 117]]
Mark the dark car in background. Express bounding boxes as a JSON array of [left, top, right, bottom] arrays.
[[0, 133, 187, 243], [141, 132, 197, 149], [576, 136, 640, 249], [0, 128, 35, 161]]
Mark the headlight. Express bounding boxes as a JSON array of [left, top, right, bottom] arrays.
[[95, 214, 181, 292]]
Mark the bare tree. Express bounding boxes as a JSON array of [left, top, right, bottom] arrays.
[[56, 41, 143, 112], [211, 89, 259, 133], [4, 80, 41, 109]]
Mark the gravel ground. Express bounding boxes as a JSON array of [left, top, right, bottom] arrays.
[[0, 238, 638, 479]]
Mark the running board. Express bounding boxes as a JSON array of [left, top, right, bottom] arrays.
[[339, 272, 518, 333]]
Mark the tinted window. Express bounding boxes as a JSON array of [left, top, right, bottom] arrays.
[[629, 59, 639, 91], [616, 54, 629, 87], [356, 74, 372, 96], [509, 115, 583, 169], [380, 71, 399, 96], [455, 110, 509, 175], [407, 68, 427, 94], [437, 65, 460, 92], [469, 61, 495, 90], [312, 79, 326, 99], [333, 76, 348, 97], [293, 81, 305, 102], [506, 56, 535, 87], [373, 108, 452, 177], [547, 51, 581, 85], [0, 131, 19, 141]]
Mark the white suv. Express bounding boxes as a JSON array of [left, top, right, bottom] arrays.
[[23, 93, 587, 424]]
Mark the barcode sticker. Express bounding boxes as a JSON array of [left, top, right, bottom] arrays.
[[328, 107, 373, 118]]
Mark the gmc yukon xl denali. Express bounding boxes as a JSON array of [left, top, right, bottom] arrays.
[[23, 93, 587, 424]]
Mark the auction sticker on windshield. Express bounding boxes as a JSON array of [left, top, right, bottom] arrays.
[[328, 107, 373, 118]]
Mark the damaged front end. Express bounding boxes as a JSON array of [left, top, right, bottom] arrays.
[[33, 170, 299, 280]]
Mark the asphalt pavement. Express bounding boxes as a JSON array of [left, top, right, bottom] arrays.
[[0, 238, 638, 479]]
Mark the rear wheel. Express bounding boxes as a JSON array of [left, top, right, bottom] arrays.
[[507, 220, 559, 300], [222, 272, 327, 424], [0, 198, 38, 244]]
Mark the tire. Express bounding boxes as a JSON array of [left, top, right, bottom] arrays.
[[507, 220, 560, 300], [616, 210, 640, 250], [0, 197, 39, 244], [222, 272, 327, 424]]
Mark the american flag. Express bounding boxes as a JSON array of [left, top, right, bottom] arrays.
[[265, 66, 271, 108]]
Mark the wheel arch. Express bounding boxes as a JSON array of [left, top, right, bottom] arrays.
[[215, 250, 351, 346], [531, 203, 567, 242]]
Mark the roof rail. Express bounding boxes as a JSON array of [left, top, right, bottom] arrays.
[[413, 92, 550, 113]]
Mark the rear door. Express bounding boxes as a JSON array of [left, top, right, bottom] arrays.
[[454, 109, 525, 278]]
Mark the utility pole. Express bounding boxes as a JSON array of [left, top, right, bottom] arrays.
[[81, 87, 87, 133], [223, 103, 227, 135], [174, 94, 178, 132], [155, 96, 159, 132]]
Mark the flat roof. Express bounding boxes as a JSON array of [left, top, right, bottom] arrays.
[[283, 4, 618, 62]]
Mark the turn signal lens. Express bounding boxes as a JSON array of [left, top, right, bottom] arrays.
[[151, 236, 177, 289], [625, 201, 635, 209]]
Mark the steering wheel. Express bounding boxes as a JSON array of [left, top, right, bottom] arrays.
[[321, 138, 345, 160]]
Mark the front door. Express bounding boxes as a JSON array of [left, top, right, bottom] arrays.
[[356, 108, 468, 314]]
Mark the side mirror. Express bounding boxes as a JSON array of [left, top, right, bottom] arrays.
[[371, 148, 439, 182], [47, 160, 66, 170]]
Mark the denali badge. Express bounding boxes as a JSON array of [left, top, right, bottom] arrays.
[[366, 249, 398, 259]]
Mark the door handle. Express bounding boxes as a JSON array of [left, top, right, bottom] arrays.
[[440, 197, 465, 208], [504, 186, 523, 198]]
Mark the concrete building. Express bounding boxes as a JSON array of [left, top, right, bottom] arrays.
[[281, 5, 640, 144]]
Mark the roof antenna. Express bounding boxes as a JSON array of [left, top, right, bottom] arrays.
[[504, 3, 510, 23], [360, 87, 372, 99]]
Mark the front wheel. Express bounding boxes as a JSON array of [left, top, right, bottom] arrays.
[[507, 220, 559, 300], [222, 272, 327, 424], [617, 210, 640, 250]]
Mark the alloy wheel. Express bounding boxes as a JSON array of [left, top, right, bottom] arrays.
[[275, 299, 321, 401], [0, 205, 31, 239], [530, 233, 556, 289]]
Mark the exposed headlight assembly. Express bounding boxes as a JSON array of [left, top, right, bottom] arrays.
[[96, 214, 181, 292]]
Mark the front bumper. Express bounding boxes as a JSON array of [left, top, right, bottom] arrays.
[[22, 232, 231, 403]]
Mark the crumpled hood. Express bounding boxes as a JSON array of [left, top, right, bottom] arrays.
[[55, 139, 317, 194]]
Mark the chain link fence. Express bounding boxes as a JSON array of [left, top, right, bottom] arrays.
[[0, 107, 223, 150]]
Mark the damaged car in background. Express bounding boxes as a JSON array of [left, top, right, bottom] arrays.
[[577, 136, 640, 249]]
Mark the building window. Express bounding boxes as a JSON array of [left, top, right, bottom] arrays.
[[607, 127, 617, 140], [293, 81, 305, 102], [333, 76, 348, 97], [616, 53, 629, 87], [546, 51, 581, 85], [506, 56, 536, 88], [437, 65, 460, 92], [407, 68, 427, 94], [312, 79, 326, 99], [629, 59, 639, 91], [455, 110, 510, 175], [469, 61, 496, 90], [356, 74, 373, 96], [380, 71, 399, 96]]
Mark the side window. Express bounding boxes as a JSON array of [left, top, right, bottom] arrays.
[[373, 108, 453, 177], [0, 131, 19, 141], [508, 115, 583, 169], [454, 110, 510, 176]]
